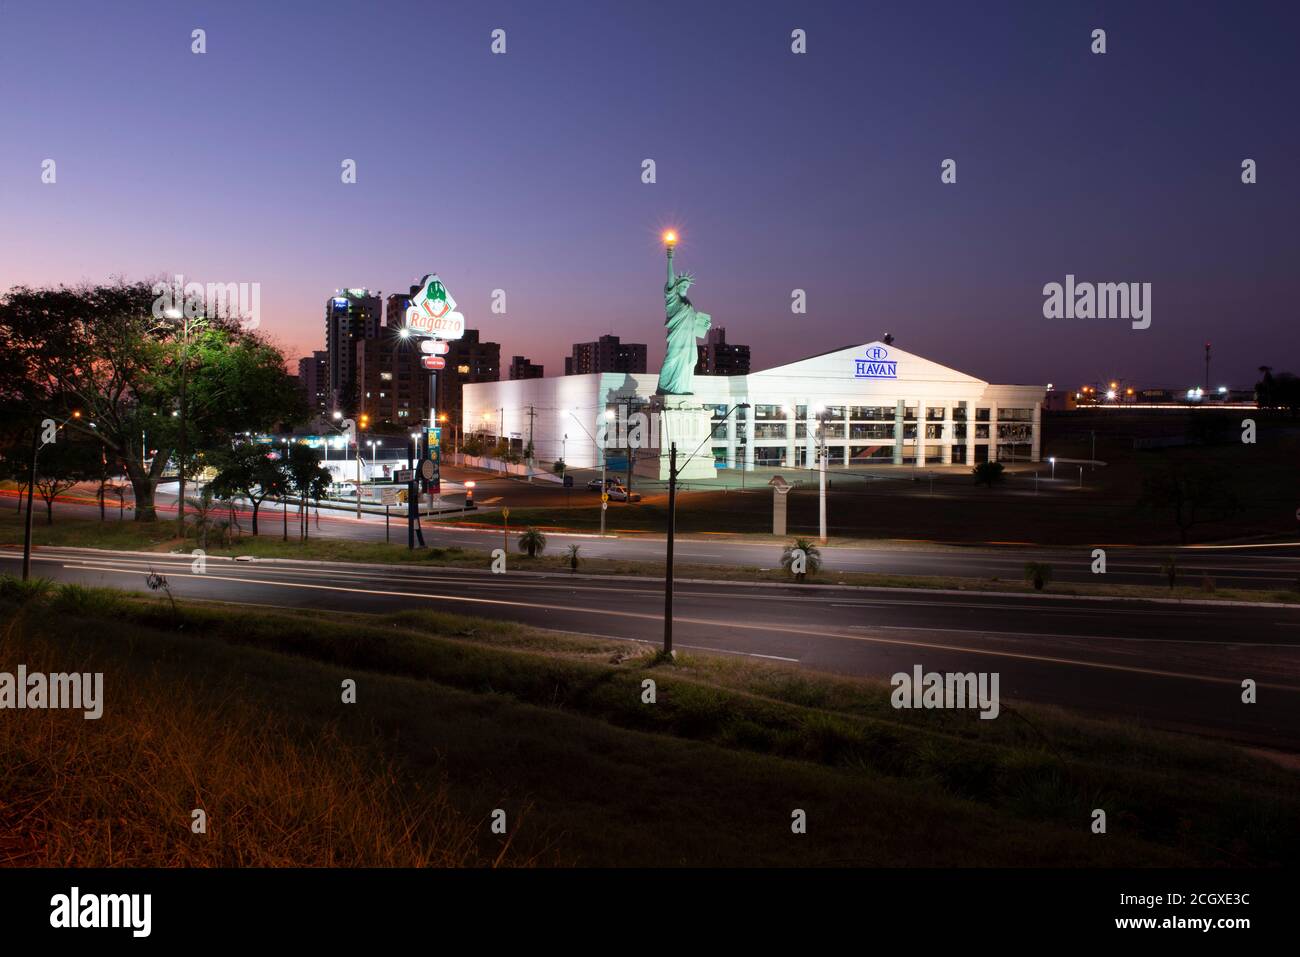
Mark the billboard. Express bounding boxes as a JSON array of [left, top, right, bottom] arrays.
[[405, 274, 466, 340]]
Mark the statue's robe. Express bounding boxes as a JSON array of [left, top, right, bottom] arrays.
[[656, 290, 711, 395]]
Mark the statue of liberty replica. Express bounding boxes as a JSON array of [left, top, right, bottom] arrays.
[[647, 231, 718, 480], [656, 233, 711, 396]]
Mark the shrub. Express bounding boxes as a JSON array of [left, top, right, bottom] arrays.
[[0, 575, 55, 605], [972, 461, 1005, 487], [780, 538, 822, 583], [1023, 561, 1053, 591], [518, 527, 547, 558], [566, 543, 580, 572]]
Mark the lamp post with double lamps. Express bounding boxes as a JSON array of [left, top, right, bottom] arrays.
[[565, 408, 615, 536], [662, 403, 749, 657]]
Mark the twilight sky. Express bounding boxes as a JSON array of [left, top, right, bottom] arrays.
[[2, 0, 1296, 390]]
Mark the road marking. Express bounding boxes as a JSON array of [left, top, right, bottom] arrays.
[[52, 561, 1300, 692]]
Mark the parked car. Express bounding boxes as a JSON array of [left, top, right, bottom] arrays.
[[586, 477, 621, 491]]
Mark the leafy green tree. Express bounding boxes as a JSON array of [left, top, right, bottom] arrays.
[[552, 458, 567, 476], [0, 282, 306, 523], [209, 440, 287, 535], [33, 438, 101, 524], [972, 461, 1005, 487], [283, 443, 331, 541]]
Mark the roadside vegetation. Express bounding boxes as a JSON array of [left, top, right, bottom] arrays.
[[4, 511, 1299, 605], [1, 580, 1295, 866]]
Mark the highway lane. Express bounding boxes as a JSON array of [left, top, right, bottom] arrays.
[[12, 487, 1300, 591], [6, 545, 1299, 751]]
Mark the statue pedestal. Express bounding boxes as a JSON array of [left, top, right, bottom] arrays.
[[651, 398, 717, 481]]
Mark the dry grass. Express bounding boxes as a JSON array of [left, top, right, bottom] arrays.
[[0, 610, 504, 867]]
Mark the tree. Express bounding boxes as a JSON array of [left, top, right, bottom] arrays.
[[283, 443, 331, 541], [518, 527, 547, 558], [566, 543, 581, 572], [972, 461, 1005, 487], [0, 282, 306, 523], [780, 537, 823, 583], [1138, 462, 1238, 544], [33, 438, 100, 524], [552, 458, 567, 477], [209, 440, 286, 536]]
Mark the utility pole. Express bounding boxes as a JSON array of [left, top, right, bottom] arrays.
[[21, 424, 39, 581], [526, 404, 536, 482], [1204, 341, 1211, 392], [663, 442, 677, 657]]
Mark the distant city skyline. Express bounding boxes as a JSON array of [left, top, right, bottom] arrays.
[[2, 0, 1296, 392]]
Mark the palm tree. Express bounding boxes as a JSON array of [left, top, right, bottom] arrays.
[[780, 537, 822, 583], [518, 526, 547, 558], [566, 543, 581, 572]]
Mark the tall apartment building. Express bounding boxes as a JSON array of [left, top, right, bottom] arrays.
[[564, 334, 647, 375], [355, 338, 429, 425], [437, 329, 501, 433], [508, 355, 544, 380], [297, 350, 329, 414], [324, 288, 382, 412], [695, 327, 751, 376]]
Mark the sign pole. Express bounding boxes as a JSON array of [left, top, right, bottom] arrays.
[[663, 443, 677, 657]]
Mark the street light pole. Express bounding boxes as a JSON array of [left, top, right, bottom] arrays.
[[662, 403, 747, 657], [663, 442, 678, 656]]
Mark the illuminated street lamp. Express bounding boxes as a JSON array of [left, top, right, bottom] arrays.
[[660, 403, 754, 657]]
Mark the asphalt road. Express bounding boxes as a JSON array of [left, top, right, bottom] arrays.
[[7, 544, 1299, 751], [14, 480, 1300, 591]]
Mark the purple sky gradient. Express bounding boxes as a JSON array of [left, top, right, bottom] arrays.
[[2, 0, 1296, 390]]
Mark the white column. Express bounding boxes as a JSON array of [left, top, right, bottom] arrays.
[[893, 400, 904, 465], [941, 404, 953, 464], [965, 400, 976, 466], [1031, 402, 1042, 462], [785, 406, 796, 468], [988, 405, 999, 463], [744, 404, 756, 471]]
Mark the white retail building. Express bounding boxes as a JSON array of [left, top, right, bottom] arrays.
[[461, 341, 1045, 473]]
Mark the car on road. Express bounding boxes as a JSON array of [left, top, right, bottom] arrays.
[[606, 483, 641, 503]]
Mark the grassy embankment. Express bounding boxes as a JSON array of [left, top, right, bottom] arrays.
[[1, 577, 1296, 866], [4, 509, 1298, 604]]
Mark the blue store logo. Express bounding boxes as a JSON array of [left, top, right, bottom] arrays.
[[855, 347, 897, 378]]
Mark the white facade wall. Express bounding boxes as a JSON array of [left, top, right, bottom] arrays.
[[462, 342, 1045, 471]]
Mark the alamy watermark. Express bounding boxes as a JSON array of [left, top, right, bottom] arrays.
[[151, 274, 261, 329], [1042, 274, 1150, 330], [1, 665, 103, 719], [890, 664, 1000, 719]]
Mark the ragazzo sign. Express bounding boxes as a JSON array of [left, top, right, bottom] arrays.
[[405, 274, 466, 340], [854, 346, 897, 379]]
